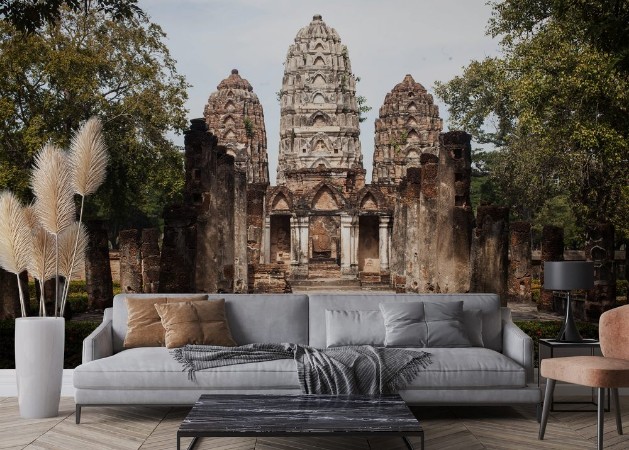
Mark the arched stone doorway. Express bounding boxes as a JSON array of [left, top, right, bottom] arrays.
[[270, 215, 291, 264], [358, 216, 380, 273]]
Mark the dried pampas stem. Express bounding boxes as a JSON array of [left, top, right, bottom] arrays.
[[31, 143, 76, 317], [0, 192, 32, 316], [58, 222, 88, 316], [27, 223, 55, 316]]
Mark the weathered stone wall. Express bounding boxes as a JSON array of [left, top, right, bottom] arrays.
[[471, 206, 509, 305], [0, 268, 24, 318], [141, 228, 160, 293], [251, 264, 291, 293], [540, 225, 564, 310], [159, 205, 197, 293], [585, 223, 616, 321], [119, 229, 142, 293], [233, 168, 248, 293], [85, 220, 114, 309], [247, 183, 267, 266], [508, 221, 532, 302], [437, 131, 473, 293]]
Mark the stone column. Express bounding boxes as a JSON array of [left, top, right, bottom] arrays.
[[471, 206, 509, 306], [298, 216, 310, 266], [119, 229, 142, 293], [0, 268, 23, 318], [350, 215, 359, 271], [508, 222, 532, 303], [85, 220, 114, 310], [340, 214, 353, 275], [140, 228, 160, 294], [540, 225, 564, 311], [379, 216, 391, 271], [585, 223, 616, 321], [263, 216, 271, 264], [159, 205, 197, 293], [233, 169, 248, 294]]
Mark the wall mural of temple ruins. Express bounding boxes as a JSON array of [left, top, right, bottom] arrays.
[[106, 14, 620, 319]]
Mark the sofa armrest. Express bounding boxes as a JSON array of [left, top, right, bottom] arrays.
[[501, 307, 534, 384], [82, 308, 113, 364]]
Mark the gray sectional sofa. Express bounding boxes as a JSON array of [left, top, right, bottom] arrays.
[[73, 293, 541, 422]]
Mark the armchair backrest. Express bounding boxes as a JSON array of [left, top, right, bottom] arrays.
[[599, 304, 629, 360]]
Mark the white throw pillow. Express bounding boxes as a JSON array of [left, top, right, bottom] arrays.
[[325, 310, 385, 347]]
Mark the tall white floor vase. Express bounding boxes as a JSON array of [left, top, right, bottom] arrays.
[[15, 317, 65, 419]]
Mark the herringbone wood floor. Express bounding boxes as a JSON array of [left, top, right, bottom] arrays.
[[1, 396, 628, 449]]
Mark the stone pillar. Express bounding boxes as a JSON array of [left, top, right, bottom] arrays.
[[0, 268, 24, 318], [119, 229, 142, 293], [540, 225, 564, 311], [85, 220, 114, 310], [419, 155, 439, 292], [471, 206, 509, 306], [233, 169, 248, 293], [585, 223, 616, 321], [340, 214, 353, 275], [508, 222, 532, 303], [298, 215, 310, 267], [436, 132, 473, 293], [379, 216, 391, 271], [140, 228, 160, 294], [264, 216, 272, 264], [159, 205, 197, 293], [246, 183, 267, 266], [350, 215, 359, 271]]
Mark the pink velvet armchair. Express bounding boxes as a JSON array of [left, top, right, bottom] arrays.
[[539, 304, 629, 449]]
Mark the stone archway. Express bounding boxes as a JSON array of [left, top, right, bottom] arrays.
[[270, 215, 291, 264]]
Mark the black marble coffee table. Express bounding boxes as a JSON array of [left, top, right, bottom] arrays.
[[177, 394, 424, 450]]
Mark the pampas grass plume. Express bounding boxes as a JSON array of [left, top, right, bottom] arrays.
[[27, 225, 56, 282], [58, 222, 88, 279], [0, 191, 31, 275], [31, 143, 75, 235], [70, 117, 108, 196]]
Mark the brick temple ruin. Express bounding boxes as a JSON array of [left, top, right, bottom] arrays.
[[114, 15, 622, 318]]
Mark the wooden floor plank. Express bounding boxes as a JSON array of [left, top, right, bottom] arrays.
[[1, 397, 628, 449]]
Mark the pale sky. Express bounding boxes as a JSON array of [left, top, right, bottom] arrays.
[[138, 0, 501, 183]]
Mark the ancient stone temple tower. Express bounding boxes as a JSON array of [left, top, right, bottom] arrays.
[[276, 14, 363, 184], [204, 69, 269, 185], [372, 74, 442, 184]]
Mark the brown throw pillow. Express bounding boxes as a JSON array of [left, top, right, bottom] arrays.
[[154, 299, 237, 349], [123, 295, 208, 348]]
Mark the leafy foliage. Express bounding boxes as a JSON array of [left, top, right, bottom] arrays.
[[435, 0, 629, 239], [0, 0, 144, 34], [0, 7, 189, 243]]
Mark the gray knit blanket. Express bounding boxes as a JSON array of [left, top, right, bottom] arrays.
[[172, 343, 432, 395]]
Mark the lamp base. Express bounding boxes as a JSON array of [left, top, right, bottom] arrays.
[[557, 293, 583, 342]]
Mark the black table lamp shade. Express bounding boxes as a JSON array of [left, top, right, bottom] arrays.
[[543, 261, 594, 342]]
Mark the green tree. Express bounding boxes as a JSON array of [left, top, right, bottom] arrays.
[[0, 7, 189, 243], [0, 0, 144, 34], [435, 0, 629, 240]]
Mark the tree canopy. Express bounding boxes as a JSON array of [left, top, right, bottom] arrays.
[[0, 6, 189, 243], [0, 0, 144, 34], [435, 0, 629, 241]]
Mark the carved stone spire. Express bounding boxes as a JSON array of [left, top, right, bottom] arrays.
[[276, 14, 363, 185], [372, 74, 442, 184], [204, 69, 269, 185]]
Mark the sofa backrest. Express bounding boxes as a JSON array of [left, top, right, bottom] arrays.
[[112, 293, 309, 353], [308, 293, 503, 352]]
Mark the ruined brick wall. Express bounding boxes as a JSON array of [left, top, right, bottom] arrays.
[[436, 131, 473, 293], [251, 264, 291, 293], [119, 229, 142, 293], [159, 206, 197, 293], [540, 225, 564, 310], [508, 221, 532, 302], [471, 206, 509, 305], [85, 220, 114, 309], [247, 183, 267, 268], [141, 228, 160, 293]]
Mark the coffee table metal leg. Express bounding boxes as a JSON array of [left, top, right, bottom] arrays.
[[186, 437, 199, 450], [403, 435, 420, 450]]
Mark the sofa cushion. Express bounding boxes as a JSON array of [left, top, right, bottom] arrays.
[[155, 299, 237, 349], [325, 310, 385, 347], [113, 294, 310, 353], [73, 347, 300, 390], [123, 294, 208, 348], [405, 347, 526, 389], [308, 294, 502, 351], [380, 301, 471, 348]]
